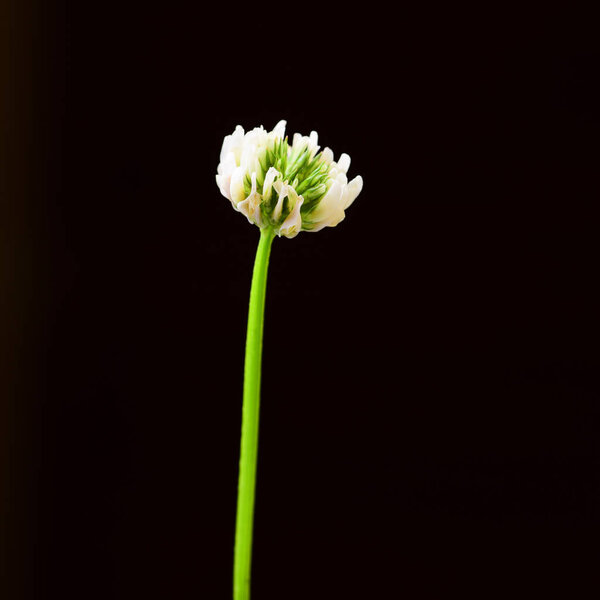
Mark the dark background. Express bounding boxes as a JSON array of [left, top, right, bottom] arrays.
[[2, 3, 599, 598]]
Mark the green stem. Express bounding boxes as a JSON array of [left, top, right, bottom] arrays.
[[234, 227, 275, 600]]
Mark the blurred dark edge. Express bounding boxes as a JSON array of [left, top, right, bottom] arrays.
[[1, 1, 65, 598]]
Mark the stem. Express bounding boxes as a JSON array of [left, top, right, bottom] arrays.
[[234, 227, 275, 600]]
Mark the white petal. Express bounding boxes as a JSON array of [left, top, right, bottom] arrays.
[[307, 131, 320, 157], [240, 143, 257, 170], [216, 174, 226, 198], [220, 125, 244, 165], [229, 167, 246, 206], [278, 191, 304, 239], [337, 153, 351, 174], [219, 135, 232, 165], [237, 198, 250, 219], [272, 180, 289, 222], [262, 167, 279, 203], [342, 175, 363, 209], [216, 173, 233, 201], [272, 120, 287, 139], [217, 146, 243, 202], [321, 147, 334, 164], [308, 180, 345, 232], [334, 169, 348, 186], [237, 172, 262, 226], [219, 152, 237, 177]]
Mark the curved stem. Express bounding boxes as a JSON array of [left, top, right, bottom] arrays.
[[234, 228, 275, 600]]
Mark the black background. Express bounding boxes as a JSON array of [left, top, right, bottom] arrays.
[[2, 4, 600, 599]]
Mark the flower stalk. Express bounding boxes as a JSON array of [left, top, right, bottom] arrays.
[[219, 120, 362, 599], [233, 227, 275, 600]]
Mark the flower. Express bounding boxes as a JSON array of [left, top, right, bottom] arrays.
[[216, 120, 363, 238]]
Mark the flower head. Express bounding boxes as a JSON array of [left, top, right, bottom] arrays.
[[216, 121, 363, 238]]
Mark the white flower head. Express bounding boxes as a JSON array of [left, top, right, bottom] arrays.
[[216, 120, 363, 238]]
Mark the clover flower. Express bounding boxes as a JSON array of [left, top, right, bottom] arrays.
[[222, 121, 363, 600], [216, 120, 363, 238]]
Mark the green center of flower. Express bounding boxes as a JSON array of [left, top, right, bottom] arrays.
[[243, 136, 332, 216]]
